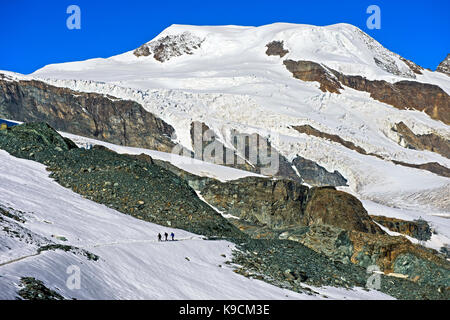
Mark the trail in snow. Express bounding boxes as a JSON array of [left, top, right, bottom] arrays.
[[0, 253, 40, 268], [0, 237, 202, 268]]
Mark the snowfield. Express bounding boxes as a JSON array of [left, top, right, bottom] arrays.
[[0, 150, 393, 299]]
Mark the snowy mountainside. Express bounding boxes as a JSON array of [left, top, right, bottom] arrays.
[[21, 23, 450, 248]]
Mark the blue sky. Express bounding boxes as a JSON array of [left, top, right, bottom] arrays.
[[0, 0, 448, 74]]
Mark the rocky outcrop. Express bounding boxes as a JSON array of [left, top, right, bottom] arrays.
[[436, 54, 450, 76], [190, 123, 304, 181], [370, 215, 432, 241], [303, 187, 384, 234], [293, 124, 378, 157], [348, 231, 449, 282], [393, 122, 450, 159], [283, 60, 342, 93], [291, 156, 348, 187], [265, 41, 289, 58], [0, 78, 176, 152], [392, 160, 450, 178], [292, 224, 354, 265], [190, 122, 257, 173], [201, 177, 309, 229], [133, 32, 203, 62], [200, 177, 380, 233], [18, 277, 65, 300], [283, 60, 450, 124], [190, 122, 347, 185], [229, 129, 300, 181], [231, 237, 449, 300]]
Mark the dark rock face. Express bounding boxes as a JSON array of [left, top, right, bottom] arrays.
[[190, 122, 302, 181], [190, 121, 256, 173], [370, 215, 432, 241], [201, 177, 309, 229], [283, 60, 450, 124], [436, 53, 450, 76], [393, 122, 450, 159], [200, 177, 378, 234], [0, 78, 176, 152], [265, 41, 289, 58], [229, 129, 300, 181], [291, 156, 348, 187], [283, 60, 342, 93]]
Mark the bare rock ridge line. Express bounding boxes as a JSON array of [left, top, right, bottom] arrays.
[[0, 78, 176, 153], [282, 59, 450, 124], [293, 124, 375, 157], [436, 53, 450, 76], [399, 57, 424, 75], [392, 160, 450, 178], [133, 32, 204, 62], [293, 124, 450, 178], [392, 122, 450, 159]]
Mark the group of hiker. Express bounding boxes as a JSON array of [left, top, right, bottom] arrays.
[[158, 232, 175, 242]]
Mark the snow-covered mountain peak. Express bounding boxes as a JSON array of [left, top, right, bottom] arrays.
[[33, 22, 423, 82]]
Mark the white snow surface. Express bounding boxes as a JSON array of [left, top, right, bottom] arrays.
[[0, 150, 393, 300]]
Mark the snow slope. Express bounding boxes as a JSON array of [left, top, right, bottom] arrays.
[[0, 150, 393, 299]]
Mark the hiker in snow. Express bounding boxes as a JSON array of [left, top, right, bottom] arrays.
[[171, 232, 175, 241], [158, 233, 162, 242], [164, 232, 169, 241]]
